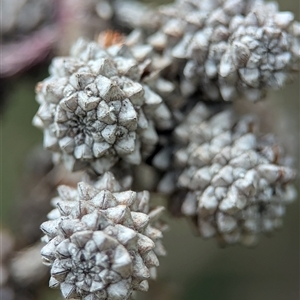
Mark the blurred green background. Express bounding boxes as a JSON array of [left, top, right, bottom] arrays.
[[1, 0, 299, 300]]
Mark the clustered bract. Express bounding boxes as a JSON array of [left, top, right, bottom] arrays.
[[33, 38, 174, 174], [41, 173, 166, 300], [151, 0, 300, 101], [162, 103, 297, 246], [93, 0, 300, 102]]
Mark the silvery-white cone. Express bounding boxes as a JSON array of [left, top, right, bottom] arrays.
[[40, 172, 167, 300], [144, 0, 300, 101], [1, 0, 54, 40], [112, 0, 161, 32], [33, 38, 173, 174], [159, 102, 297, 246]]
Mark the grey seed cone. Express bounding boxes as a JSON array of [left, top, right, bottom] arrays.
[[33, 38, 174, 174], [80, 0, 161, 34], [112, 0, 161, 32], [164, 102, 297, 246], [40, 172, 166, 300], [146, 0, 300, 101], [1, 0, 54, 41]]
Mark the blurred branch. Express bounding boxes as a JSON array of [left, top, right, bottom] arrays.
[[0, 26, 57, 78]]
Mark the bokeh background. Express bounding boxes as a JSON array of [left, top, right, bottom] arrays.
[[1, 0, 299, 299]]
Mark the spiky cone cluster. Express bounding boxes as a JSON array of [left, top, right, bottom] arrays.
[[163, 102, 297, 246], [1, 0, 54, 41], [40, 172, 167, 300], [143, 0, 300, 101], [33, 37, 174, 174]]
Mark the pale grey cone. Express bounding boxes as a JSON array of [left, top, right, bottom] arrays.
[[1, 0, 54, 41], [145, 0, 300, 101], [79, 0, 161, 33], [40, 172, 166, 300], [33, 38, 174, 174], [67, 0, 300, 102], [112, 0, 161, 32], [161, 102, 297, 246]]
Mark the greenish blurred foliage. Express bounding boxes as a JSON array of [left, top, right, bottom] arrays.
[[1, 69, 47, 227]]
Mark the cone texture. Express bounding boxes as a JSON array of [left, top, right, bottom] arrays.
[[33, 38, 174, 174], [40, 172, 166, 299], [145, 0, 300, 101], [167, 103, 297, 246]]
